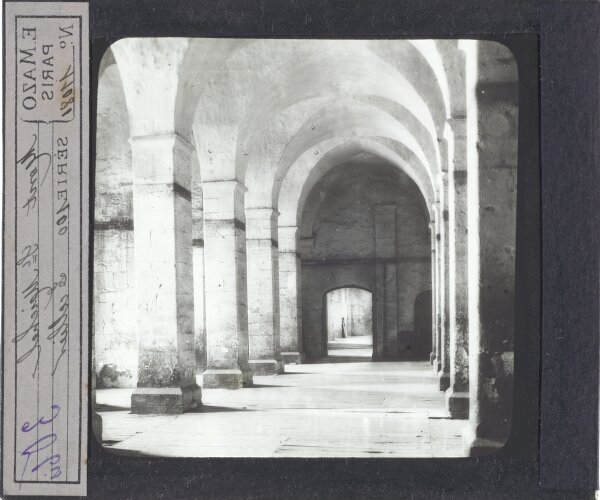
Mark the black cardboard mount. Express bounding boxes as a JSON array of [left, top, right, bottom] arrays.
[[6, 0, 599, 497]]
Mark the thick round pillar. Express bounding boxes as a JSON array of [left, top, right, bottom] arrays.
[[279, 226, 305, 364], [446, 118, 470, 419], [202, 181, 253, 389], [246, 208, 284, 375], [130, 134, 202, 414]]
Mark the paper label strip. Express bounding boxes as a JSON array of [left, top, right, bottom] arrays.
[[3, 2, 89, 496]]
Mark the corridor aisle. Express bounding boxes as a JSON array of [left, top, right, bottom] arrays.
[[96, 359, 464, 458]]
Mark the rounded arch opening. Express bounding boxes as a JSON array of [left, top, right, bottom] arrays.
[[298, 159, 431, 360], [323, 287, 374, 359]]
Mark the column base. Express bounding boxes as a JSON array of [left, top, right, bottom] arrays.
[[131, 384, 202, 415], [430, 352, 436, 365], [203, 368, 253, 389], [445, 388, 469, 419], [462, 423, 507, 457], [282, 351, 305, 364], [92, 411, 103, 444], [249, 358, 284, 375], [438, 370, 450, 391], [433, 361, 441, 374]]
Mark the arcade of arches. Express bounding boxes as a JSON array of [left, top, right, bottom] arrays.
[[93, 39, 518, 457]]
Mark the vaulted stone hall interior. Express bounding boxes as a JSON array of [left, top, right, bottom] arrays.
[[93, 39, 518, 458]]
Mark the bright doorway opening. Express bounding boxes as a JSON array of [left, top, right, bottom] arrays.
[[325, 287, 373, 359]]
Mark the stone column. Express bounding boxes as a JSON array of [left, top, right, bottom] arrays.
[[446, 118, 470, 419], [191, 155, 207, 374], [279, 226, 305, 364], [298, 237, 316, 351], [438, 173, 451, 392], [374, 205, 398, 359], [130, 134, 201, 414], [201, 180, 253, 389], [433, 208, 442, 374], [91, 319, 102, 441], [462, 40, 518, 455], [246, 208, 284, 375], [429, 222, 437, 366]]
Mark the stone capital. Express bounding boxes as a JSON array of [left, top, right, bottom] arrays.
[[201, 180, 247, 222], [200, 179, 248, 197], [298, 237, 314, 259], [279, 226, 299, 253], [130, 133, 195, 188], [246, 208, 280, 241], [130, 132, 195, 153], [245, 207, 280, 220]]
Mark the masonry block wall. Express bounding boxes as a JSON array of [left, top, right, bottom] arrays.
[[94, 55, 137, 388], [302, 264, 375, 356], [94, 231, 136, 387], [300, 162, 431, 359]]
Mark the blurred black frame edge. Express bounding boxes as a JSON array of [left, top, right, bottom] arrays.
[[6, 0, 594, 497]]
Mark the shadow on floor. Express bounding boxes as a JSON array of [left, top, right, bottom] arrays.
[[187, 405, 254, 413], [94, 403, 130, 412], [304, 356, 374, 364], [247, 383, 288, 388]]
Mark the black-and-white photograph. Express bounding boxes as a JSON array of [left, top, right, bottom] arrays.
[[92, 39, 518, 458]]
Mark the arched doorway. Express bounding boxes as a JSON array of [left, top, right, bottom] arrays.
[[323, 287, 374, 359], [299, 161, 431, 361]]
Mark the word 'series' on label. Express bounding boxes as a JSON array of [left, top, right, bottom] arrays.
[[4, 3, 89, 497]]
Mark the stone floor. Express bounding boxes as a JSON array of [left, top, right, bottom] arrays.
[[95, 336, 465, 458]]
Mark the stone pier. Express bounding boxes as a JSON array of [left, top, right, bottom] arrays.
[[130, 134, 201, 414], [279, 226, 305, 364], [429, 222, 437, 366], [374, 205, 398, 359], [202, 181, 253, 389], [438, 172, 451, 392], [462, 40, 518, 455], [246, 208, 284, 375], [446, 117, 470, 419]]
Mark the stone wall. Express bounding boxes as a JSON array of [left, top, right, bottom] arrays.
[[396, 259, 431, 358], [300, 162, 430, 358], [94, 230, 137, 387], [302, 264, 375, 357], [94, 53, 137, 387], [413, 290, 433, 359]]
